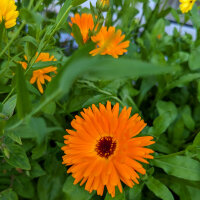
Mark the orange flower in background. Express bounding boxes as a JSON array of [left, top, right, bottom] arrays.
[[19, 52, 57, 94], [69, 13, 95, 43], [62, 101, 155, 197], [90, 26, 130, 58], [0, 0, 19, 29]]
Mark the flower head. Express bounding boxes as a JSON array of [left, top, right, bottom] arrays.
[[69, 13, 95, 43], [62, 101, 155, 197], [0, 0, 19, 29], [19, 52, 57, 94], [89, 26, 130, 58], [179, 0, 196, 13]]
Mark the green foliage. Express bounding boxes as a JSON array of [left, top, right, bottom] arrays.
[[0, 0, 200, 200]]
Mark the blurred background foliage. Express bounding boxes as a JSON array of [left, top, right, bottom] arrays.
[[0, 0, 200, 199]]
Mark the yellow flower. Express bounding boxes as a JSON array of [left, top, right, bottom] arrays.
[[0, 0, 19, 29], [69, 13, 96, 43], [90, 26, 130, 58], [179, 0, 196, 13], [62, 101, 155, 197], [19, 53, 57, 94]]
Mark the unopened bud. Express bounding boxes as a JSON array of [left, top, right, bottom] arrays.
[[97, 0, 109, 11]]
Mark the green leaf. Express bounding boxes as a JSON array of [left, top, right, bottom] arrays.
[[13, 117, 48, 144], [63, 176, 94, 200], [146, 176, 174, 200], [37, 175, 63, 200], [189, 47, 200, 70], [126, 184, 143, 200], [153, 156, 200, 181], [2, 95, 17, 118], [0, 189, 18, 200], [20, 8, 43, 25], [31, 141, 47, 160], [72, 23, 84, 46], [32, 61, 59, 70], [105, 189, 125, 200], [13, 175, 34, 198], [5, 132, 22, 145], [167, 73, 200, 89], [55, 0, 72, 30], [157, 101, 177, 121], [151, 18, 165, 39], [42, 46, 179, 114], [4, 141, 31, 170], [19, 36, 38, 47], [72, 0, 88, 7], [190, 4, 200, 29], [16, 64, 31, 119], [30, 161, 46, 178], [42, 101, 56, 115], [193, 132, 200, 146], [181, 105, 195, 131]]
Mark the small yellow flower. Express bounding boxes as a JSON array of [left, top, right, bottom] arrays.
[[0, 0, 19, 29], [179, 0, 196, 13], [19, 53, 57, 94], [90, 26, 130, 58]]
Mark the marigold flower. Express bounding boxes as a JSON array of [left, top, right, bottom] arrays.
[[19, 52, 57, 94], [62, 101, 155, 197], [179, 0, 196, 13], [0, 0, 19, 29], [90, 26, 130, 58], [69, 13, 95, 43]]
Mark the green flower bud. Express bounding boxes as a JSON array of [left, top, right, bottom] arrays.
[[97, 0, 109, 11]]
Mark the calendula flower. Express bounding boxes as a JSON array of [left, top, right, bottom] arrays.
[[179, 0, 196, 13], [62, 101, 155, 197], [90, 26, 130, 58], [0, 0, 19, 29], [19, 52, 57, 94], [69, 13, 95, 43]]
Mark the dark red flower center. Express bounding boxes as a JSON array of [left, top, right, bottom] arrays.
[[95, 136, 117, 159]]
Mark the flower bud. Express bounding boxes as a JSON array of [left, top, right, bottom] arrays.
[[97, 0, 109, 11]]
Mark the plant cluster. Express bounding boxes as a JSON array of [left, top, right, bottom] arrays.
[[0, 0, 200, 200]]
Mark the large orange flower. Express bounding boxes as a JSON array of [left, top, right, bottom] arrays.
[[0, 0, 19, 29], [62, 101, 155, 197], [69, 13, 95, 43], [90, 26, 130, 58], [19, 52, 57, 94]]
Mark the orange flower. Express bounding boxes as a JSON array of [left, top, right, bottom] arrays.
[[62, 101, 155, 197], [19, 52, 57, 94], [90, 26, 130, 58], [69, 13, 95, 43]]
